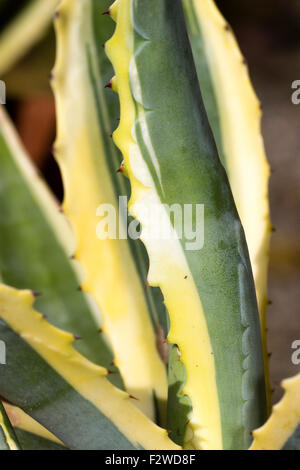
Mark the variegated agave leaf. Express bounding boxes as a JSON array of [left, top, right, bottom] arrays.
[[3, 403, 66, 450], [105, 0, 266, 450], [0, 105, 122, 385], [52, 0, 168, 421], [251, 374, 300, 450], [182, 0, 272, 410], [0, 401, 20, 450], [0, 284, 180, 450]]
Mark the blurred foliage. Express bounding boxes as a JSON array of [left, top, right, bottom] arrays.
[[0, 0, 56, 98], [3, 30, 55, 99], [0, 1, 29, 31]]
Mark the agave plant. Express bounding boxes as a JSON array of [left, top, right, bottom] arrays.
[[0, 0, 299, 451]]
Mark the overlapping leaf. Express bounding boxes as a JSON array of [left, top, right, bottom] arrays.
[[251, 374, 300, 450], [183, 0, 271, 408], [0, 400, 20, 450], [0, 284, 179, 450], [52, 0, 168, 421], [4, 403, 67, 450], [0, 105, 122, 383], [106, 0, 266, 449]]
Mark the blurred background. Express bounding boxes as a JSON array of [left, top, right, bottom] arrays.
[[1, 0, 300, 402]]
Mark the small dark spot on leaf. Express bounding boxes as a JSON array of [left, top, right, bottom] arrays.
[[32, 291, 42, 298], [129, 394, 139, 401]]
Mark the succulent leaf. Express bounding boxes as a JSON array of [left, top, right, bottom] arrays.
[[182, 0, 272, 410], [250, 374, 300, 450], [52, 0, 167, 421], [0, 401, 20, 450], [167, 344, 192, 447], [3, 403, 66, 450], [0, 0, 59, 76], [105, 0, 266, 450], [14, 429, 66, 451], [0, 105, 122, 385], [283, 425, 300, 450], [0, 284, 180, 450]]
